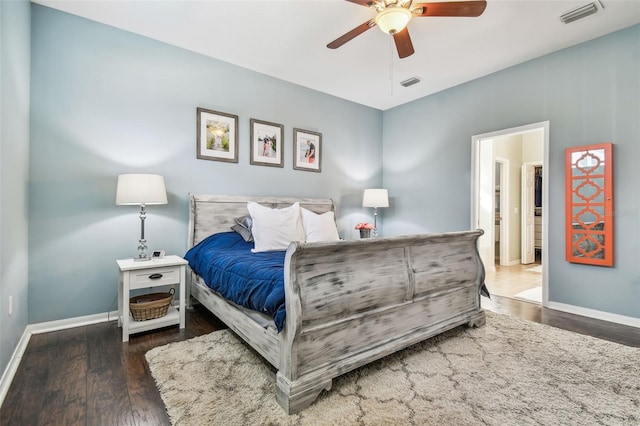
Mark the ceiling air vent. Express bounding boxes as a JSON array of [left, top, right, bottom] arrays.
[[560, 1, 603, 24], [400, 76, 421, 87]]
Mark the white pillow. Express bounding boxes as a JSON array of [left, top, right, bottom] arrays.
[[300, 207, 340, 243], [247, 201, 306, 252]]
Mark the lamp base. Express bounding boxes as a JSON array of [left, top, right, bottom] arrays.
[[136, 235, 149, 262]]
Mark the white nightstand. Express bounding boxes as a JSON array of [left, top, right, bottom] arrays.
[[116, 255, 188, 342]]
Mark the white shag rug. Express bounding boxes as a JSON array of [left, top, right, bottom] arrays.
[[513, 286, 543, 304], [526, 265, 543, 273], [146, 311, 639, 425]]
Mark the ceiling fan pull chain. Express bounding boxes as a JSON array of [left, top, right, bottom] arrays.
[[389, 36, 394, 96]]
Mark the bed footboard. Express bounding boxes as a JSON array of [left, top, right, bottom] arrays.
[[278, 230, 486, 414]]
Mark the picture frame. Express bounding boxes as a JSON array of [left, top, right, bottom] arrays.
[[151, 250, 165, 259], [196, 107, 239, 163], [293, 128, 322, 173], [250, 118, 284, 167]]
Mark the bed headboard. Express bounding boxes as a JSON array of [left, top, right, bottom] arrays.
[[187, 194, 335, 248]]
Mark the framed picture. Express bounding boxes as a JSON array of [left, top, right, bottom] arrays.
[[293, 128, 322, 173], [250, 118, 284, 167], [196, 107, 239, 163]]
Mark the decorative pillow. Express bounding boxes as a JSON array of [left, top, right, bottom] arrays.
[[231, 215, 254, 242], [231, 224, 253, 242], [247, 201, 306, 252], [300, 207, 340, 243]]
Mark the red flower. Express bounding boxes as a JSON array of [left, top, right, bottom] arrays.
[[355, 222, 374, 230]]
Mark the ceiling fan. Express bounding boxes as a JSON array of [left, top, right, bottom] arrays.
[[327, 0, 487, 59]]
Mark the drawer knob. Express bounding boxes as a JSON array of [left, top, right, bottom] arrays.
[[149, 273, 163, 280]]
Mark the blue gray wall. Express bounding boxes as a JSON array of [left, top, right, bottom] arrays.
[[4, 5, 638, 371], [382, 25, 640, 319], [0, 0, 31, 382], [29, 5, 382, 323]]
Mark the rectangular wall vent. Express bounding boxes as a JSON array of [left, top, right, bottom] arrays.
[[560, 1, 601, 24], [400, 76, 421, 87]]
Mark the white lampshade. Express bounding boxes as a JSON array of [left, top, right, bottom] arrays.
[[363, 189, 389, 208], [375, 7, 412, 35], [116, 174, 168, 205]]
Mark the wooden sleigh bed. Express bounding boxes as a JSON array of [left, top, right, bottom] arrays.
[[186, 194, 486, 414]]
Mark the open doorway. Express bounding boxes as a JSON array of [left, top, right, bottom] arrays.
[[471, 122, 549, 305]]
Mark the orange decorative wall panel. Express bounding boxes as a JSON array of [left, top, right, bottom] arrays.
[[565, 143, 613, 266]]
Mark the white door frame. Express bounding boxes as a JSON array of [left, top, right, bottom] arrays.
[[470, 121, 550, 306], [475, 137, 496, 272], [495, 157, 510, 266]]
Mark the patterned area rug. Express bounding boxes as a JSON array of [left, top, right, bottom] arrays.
[[146, 312, 639, 425]]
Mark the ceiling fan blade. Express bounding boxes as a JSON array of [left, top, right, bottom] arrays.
[[327, 20, 376, 49], [413, 1, 487, 17], [345, 0, 374, 6], [393, 28, 415, 59]]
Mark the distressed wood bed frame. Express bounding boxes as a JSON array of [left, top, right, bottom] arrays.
[[187, 194, 486, 414]]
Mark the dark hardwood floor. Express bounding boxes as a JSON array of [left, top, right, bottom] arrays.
[[484, 296, 640, 347], [0, 304, 225, 426], [2, 297, 639, 425]]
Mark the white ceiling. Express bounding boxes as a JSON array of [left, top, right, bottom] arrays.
[[34, 0, 640, 110]]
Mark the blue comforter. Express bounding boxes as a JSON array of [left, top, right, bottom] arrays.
[[184, 232, 287, 331]]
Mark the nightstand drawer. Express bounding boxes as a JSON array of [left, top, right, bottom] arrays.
[[130, 266, 180, 288]]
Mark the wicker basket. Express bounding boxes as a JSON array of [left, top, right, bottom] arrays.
[[129, 287, 175, 321]]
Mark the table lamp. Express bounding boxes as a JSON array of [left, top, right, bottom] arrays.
[[116, 174, 168, 261], [363, 189, 389, 237]]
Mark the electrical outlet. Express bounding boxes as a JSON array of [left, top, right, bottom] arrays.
[[9, 296, 13, 316]]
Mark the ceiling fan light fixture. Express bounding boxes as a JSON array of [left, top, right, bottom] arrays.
[[375, 7, 412, 35]]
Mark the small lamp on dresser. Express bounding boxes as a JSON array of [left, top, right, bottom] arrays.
[[362, 188, 389, 237], [116, 174, 168, 261]]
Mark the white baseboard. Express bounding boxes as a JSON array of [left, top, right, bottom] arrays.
[[547, 301, 640, 329], [0, 328, 31, 409], [28, 310, 118, 335], [27, 300, 179, 335]]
